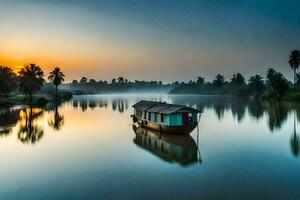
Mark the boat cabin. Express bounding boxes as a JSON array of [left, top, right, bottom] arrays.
[[132, 100, 200, 126]]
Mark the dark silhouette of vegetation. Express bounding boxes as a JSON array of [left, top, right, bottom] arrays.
[[291, 112, 300, 157], [18, 64, 45, 103], [17, 107, 44, 144], [248, 75, 265, 96], [196, 76, 205, 85], [0, 66, 18, 97], [212, 74, 225, 87], [80, 77, 88, 84], [264, 68, 289, 100], [48, 106, 64, 131], [231, 73, 245, 86], [0, 109, 20, 135], [289, 50, 300, 85], [48, 67, 65, 97]]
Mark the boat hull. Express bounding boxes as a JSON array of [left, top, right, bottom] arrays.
[[133, 116, 197, 134]]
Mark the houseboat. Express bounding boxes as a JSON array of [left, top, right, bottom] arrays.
[[132, 125, 198, 166], [132, 100, 201, 134]]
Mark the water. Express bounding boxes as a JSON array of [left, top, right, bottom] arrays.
[[0, 94, 300, 200]]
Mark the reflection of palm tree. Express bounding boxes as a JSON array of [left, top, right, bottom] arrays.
[[214, 102, 226, 120], [17, 107, 44, 144], [48, 106, 64, 131], [248, 99, 264, 120], [291, 111, 300, 157], [264, 101, 288, 132]]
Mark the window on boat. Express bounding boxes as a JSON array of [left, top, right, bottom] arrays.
[[154, 113, 157, 122], [148, 112, 151, 120], [161, 114, 164, 122], [144, 111, 147, 119]]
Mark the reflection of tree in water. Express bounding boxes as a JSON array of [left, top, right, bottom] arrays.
[[80, 100, 88, 112], [73, 99, 79, 108], [17, 107, 44, 144], [263, 101, 288, 132], [291, 112, 300, 157], [248, 98, 264, 120], [98, 101, 107, 108], [214, 102, 227, 120], [89, 101, 97, 109], [231, 98, 247, 122], [0, 109, 20, 136], [48, 106, 64, 131], [112, 99, 128, 113]]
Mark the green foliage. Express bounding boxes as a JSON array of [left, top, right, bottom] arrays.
[[212, 74, 225, 87], [18, 64, 45, 102], [48, 67, 65, 96], [0, 66, 18, 96], [196, 76, 205, 85], [248, 75, 265, 96], [266, 68, 289, 99], [231, 73, 245, 86], [289, 50, 300, 84]]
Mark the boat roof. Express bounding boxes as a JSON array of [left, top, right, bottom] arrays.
[[132, 100, 200, 114]]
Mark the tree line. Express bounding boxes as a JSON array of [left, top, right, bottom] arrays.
[[1, 50, 299, 99], [171, 50, 300, 100], [0, 64, 65, 103]]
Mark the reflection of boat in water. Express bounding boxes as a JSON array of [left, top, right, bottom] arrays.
[[133, 125, 200, 166], [132, 100, 201, 134]]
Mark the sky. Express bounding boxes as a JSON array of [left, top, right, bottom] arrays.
[[0, 0, 300, 82]]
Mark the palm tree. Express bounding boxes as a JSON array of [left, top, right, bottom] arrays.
[[289, 50, 300, 85], [48, 67, 65, 97], [18, 64, 45, 103], [248, 75, 265, 96]]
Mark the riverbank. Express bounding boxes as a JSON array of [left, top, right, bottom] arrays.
[[0, 92, 73, 108]]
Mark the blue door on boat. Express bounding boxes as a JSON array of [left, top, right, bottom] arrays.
[[182, 112, 188, 125]]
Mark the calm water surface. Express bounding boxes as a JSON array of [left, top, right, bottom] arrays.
[[1, 94, 300, 200]]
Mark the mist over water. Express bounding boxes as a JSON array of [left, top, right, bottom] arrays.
[[1, 94, 300, 200]]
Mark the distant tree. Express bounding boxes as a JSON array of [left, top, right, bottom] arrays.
[[48, 67, 65, 97], [213, 74, 225, 87], [289, 50, 300, 85], [189, 80, 195, 85], [117, 77, 124, 83], [231, 73, 245, 86], [248, 75, 265, 96], [80, 77, 88, 84], [0, 66, 17, 97], [18, 64, 45, 102], [111, 78, 116, 84], [72, 80, 78, 84], [89, 79, 97, 83], [196, 76, 205, 85], [267, 68, 289, 97]]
